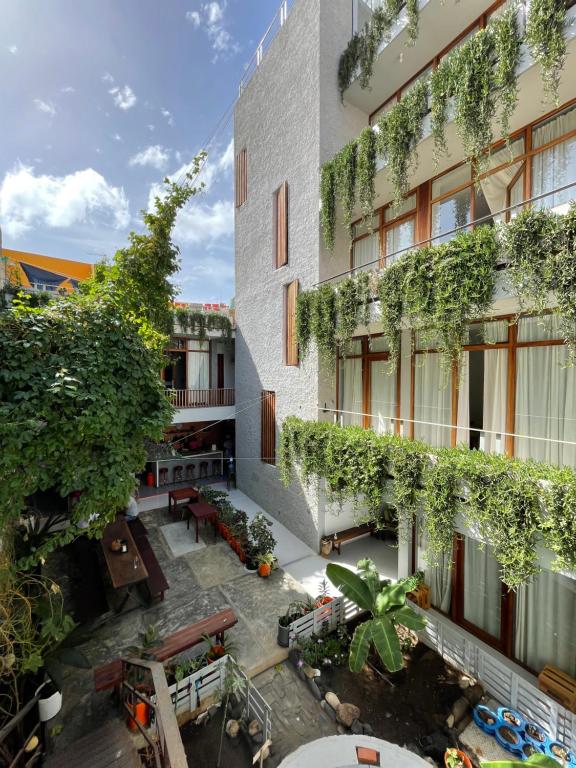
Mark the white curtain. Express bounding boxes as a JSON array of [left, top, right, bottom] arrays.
[[515, 343, 576, 467], [188, 352, 209, 389], [417, 518, 453, 613], [386, 219, 415, 265], [353, 232, 379, 272], [340, 358, 363, 426], [532, 105, 576, 210], [414, 353, 452, 446], [515, 570, 576, 676], [479, 160, 524, 222], [482, 349, 508, 453], [370, 360, 396, 434], [463, 537, 501, 639], [456, 353, 470, 445]]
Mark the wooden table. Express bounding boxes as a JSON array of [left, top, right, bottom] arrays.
[[168, 487, 199, 520], [186, 502, 218, 542], [101, 518, 149, 611]]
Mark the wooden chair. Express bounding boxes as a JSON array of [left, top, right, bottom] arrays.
[[172, 465, 183, 483], [159, 468, 169, 486]]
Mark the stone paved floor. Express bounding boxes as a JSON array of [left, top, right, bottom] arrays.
[[49, 503, 310, 752], [251, 662, 339, 767]]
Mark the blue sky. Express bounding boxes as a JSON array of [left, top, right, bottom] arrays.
[[0, 0, 272, 303]]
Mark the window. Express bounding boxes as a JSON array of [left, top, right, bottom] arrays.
[[383, 194, 416, 265], [261, 390, 276, 465], [351, 215, 380, 272], [274, 182, 288, 268], [463, 537, 502, 640], [431, 165, 472, 244], [188, 340, 210, 389], [413, 337, 452, 447], [339, 337, 398, 432], [532, 103, 576, 212], [284, 280, 299, 366], [235, 148, 247, 208]]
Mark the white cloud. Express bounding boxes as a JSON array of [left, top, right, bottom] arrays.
[[0, 164, 130, 239], [185, 10, 201, 27], [109, 84, 137, 110], [34, 98, 56, 117], [112, 133, 123, 142], [102, 72, 115, 84], [8, 45, 18, 55], [151, 138, 233, 194], [61, 86, 75, 94], [174, 199, 234, 246], [147, 124, 155, 132], [161, 108, 174, 126], [129, 145, 171, 170], [186, 1, 239, 58]]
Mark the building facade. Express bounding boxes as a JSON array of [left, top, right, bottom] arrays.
[[234, 0, 576, 739]]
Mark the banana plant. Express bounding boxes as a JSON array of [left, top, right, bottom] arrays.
[[481, 756, 561, 767], [326, 559, 426, 674]]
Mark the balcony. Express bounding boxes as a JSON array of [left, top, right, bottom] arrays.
[[168, 388, 236, 423]]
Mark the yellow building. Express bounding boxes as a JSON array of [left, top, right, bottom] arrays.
[[2, 248, 93, 293]]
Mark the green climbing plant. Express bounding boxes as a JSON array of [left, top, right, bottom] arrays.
[[320, 161, 337, 252], [377, 260, 406, 371], [311, 283, 337, 367], [492, 7, 522, 142], [296, 290, 315, 360], [334, 141, 358, 237], [356, 126, 378, 224], [525, 0, 567, 104], [174, 308, 232, 341]]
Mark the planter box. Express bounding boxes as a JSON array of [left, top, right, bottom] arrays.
[[285, 598, 345, 647]]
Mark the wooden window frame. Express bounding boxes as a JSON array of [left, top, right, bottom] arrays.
[[261, 390, 276, 465], [284, 280, 299, 366], [235, 148, 247, 208], [336, 335, 401, 433], [274, 181, 289, 269]]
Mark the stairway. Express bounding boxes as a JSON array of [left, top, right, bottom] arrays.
[[44, 720, 141, 768]]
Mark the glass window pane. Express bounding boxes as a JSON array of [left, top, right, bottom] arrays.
[[486, 137, 525, 172], [466, 320, 509, 344], [188, 339, 209, 351], [385, 193, 416, 222], [353, 231, 380, 271], [515, 344, 576, 467], [431, 188, 471, 243], [385, 218, 415, 264], [515, 569, 576, 677], [368, 336, 389, 353], [353, 215, 379, 239], [517, 315, 565, 342], [508, 171, 524, 220], [370, 360, 397, 434], [432, 164, 471, 199], [413, 353, 452, 446], [416, 518, 453, 613], [475, 160, 524, 225], [463, 537, 501, 639], [439, 26, 479, 63], [415, 329, 442, 350], [372, 98, 396, 125], [339, 358, 363, 426], [532, 105, 576, 211], [458, 349, 508, 453]]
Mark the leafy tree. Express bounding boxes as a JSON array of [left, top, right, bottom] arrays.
[[326, 559, 425, 673]]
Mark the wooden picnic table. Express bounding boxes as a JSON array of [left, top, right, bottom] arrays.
[[186, 501, 218, 541], [168, 486, 199, 520], [101, 518, 149, 611]]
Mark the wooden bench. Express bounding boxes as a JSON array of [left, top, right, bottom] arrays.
[[137, 536, 169, 602], [330, 522, 375, 555], [94, 608, 238, 692]]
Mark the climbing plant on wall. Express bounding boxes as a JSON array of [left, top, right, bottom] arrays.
[[174, 308, 232, 341], [320, 161, 337, 252], [334, 141, 358, 237], [357, 126, 378, 225], [279, 417, 576, 589]]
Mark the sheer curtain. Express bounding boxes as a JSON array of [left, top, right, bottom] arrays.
[[414, 353, 452, 446], [353, 232, 380, 272], [532, 104, 576, 211], [515, 570, 576, 676], [417, 518, 453, 613], [478, 160, 524, 222], [483, 349, 508, 453], [370, 360, 396, 434], [463, 537, 501, 639], [515, 319, 576, 466], [340, 358, 363, 426], [188, 352, 209, 389], [456, 353, 470, 445]]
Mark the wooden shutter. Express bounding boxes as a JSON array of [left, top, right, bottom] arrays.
[[261, 390, 276, 465], [235, 149, 247, 208], [285, 280, 299, 366], [274, 181, 288, 268]]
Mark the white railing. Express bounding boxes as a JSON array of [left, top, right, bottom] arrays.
[[287, 597, 361, 646], [413, 606, 576, 751], [165, 655, 272, 745], [239, 0, 291, 95]]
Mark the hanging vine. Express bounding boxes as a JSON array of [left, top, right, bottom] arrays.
[[320, 161, 337, 252], [525, 0, 567, 104], [173, 308, 232, 340], [378, 78, 428, 205], [334, 141, 358, 237], [296, 290, 315, 360], [311, 283, 338, 367], [279, 417, 576, 589], [356, 127, 378, 225], [377, 261, 406, 371], [552, 203, 576, 364], [406, 0, 419, 44], [492, 7, 522, 142]]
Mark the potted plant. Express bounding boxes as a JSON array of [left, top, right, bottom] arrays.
[[249, 513, 277, 564], [315, 578, 334, 607], [244, 543, 259, 573], [445, 748, 472, 768], [277, 600, 315, 647], [320, 537, 333, 557], [257, 553, 274, 577], [230, 509, 249, 557]]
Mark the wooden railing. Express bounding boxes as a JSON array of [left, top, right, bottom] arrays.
[[121, 658, 187, 768], [168, 388, 235, 409]]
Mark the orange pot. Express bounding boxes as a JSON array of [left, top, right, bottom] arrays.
[[207, 644, 225, 663], [444, 749, 472, 768], [258, 563, 271, 577], [315, 596, 333, 607], [238, 547, 246, 563], [127, 700, 149, 731]]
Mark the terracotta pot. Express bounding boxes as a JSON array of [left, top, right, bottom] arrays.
[[238, 547, 246, 563], [258, 563, 271, 577], [320, 538, 333, 558], [315, 596, 333, 607], [207, 645, 225, 663], [127, 700, 149, 731], [221, 525, 230, 540], [444, 749, 472, 768]]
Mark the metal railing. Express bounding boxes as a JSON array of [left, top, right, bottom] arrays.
[[239, 0, 291, 95], [168, 388, 235, 409], [121, 658, 187, 768]]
